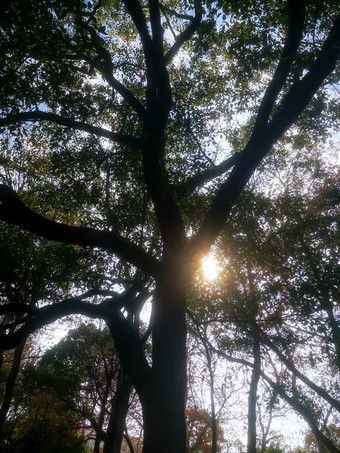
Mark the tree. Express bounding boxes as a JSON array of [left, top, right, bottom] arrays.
[[0, 323, 137, 453], [188, 160, 340, 452], [0, 217, 102, 436], [305, 425, 340, 453], [187, 407, 225, 453], [0, 1, 339, 451], [0, 344, 88, 453], [22, 323, 133, 453]]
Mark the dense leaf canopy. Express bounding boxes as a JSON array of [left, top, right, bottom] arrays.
[[0, 0, 339, 451]]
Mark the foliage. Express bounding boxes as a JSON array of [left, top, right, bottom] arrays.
[[0, 0, 339, 452], [187, 407, 225, 453], [0, 341, 88, 453], [21, 323, 126, 451], [189, 158, 340, 451]]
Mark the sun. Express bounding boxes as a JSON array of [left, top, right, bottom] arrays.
[[201, 256, 220, 281]]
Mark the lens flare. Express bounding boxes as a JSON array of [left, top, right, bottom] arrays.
[[201, 256, 220, 281]]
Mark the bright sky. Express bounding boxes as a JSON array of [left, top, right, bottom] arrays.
[[201, 255, 221, 281]]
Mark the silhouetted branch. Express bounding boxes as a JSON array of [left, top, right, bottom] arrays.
[[191, 13, 340, 260], [258, 326, 340, 412], [78, 21, 148, 120], [0, 185, 159, 276], [0, 110, 142, 148], [0, 297, 106, 350], [252, 0, 306, 135], [176, 152, 242, 198], [164, 2, 202, 64]]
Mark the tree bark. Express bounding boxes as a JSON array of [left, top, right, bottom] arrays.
[[105, 266, 189, 452], [140, 278, 188, 453], [103, 370, 131, 453], [94, 376, 112, 453], [247, 324, 261, 453], [0, 339, 26, 432]]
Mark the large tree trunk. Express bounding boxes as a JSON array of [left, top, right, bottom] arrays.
[[141, 279, 188, 453], [105, 259, 190, 452]]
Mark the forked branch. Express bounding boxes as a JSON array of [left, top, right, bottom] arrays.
[[191, 13, 340, 260], [252, 0, 306, 135], [77, 20, 148, 120], [164, 1, 202, 65]]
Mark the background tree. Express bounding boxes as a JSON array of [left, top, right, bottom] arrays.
[[24, 323, 133, 453], [0, 323, 137, 452], [0, 340, 88, 453], [189, 156, 339, 452]]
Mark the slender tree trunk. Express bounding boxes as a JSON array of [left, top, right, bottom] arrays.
[[203, 332, 217, 453], [322, 303, 340, 369], [124, 429, 135, 453], [208, 361, 217, 453], [103, 370, 131, 453], [0, 339, 25, 432], [260, 409, 273, 453], [94, 377, 111, 453], [247, 323, 261, 453]]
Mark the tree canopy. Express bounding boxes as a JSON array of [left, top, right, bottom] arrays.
[[0, 0, 339, 451]]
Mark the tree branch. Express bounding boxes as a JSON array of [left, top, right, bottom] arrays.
[[114, 4, 182, 252], [164, 2, 202, 65], [149, 0, 163, 48], [0, 111, 142, 148], [0, 185, 159, 276], [191, 13, 340, 261], [265, 379, 340, 453], [122, 0, 153, 61], [190, 139, 264, 260], [0, 297, 106, 350], [159, 6, 177, 41], [176, 151, 243, 198], [77, 21, 148, 120], [258, 327, 340, 412], [0, 302, 38, 316], [159, 5, 195, 22], [0, 339, 26, 430], [267, 13, 340, 142], [252, 0, 306, 135], [145, 0, 172, 109]]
